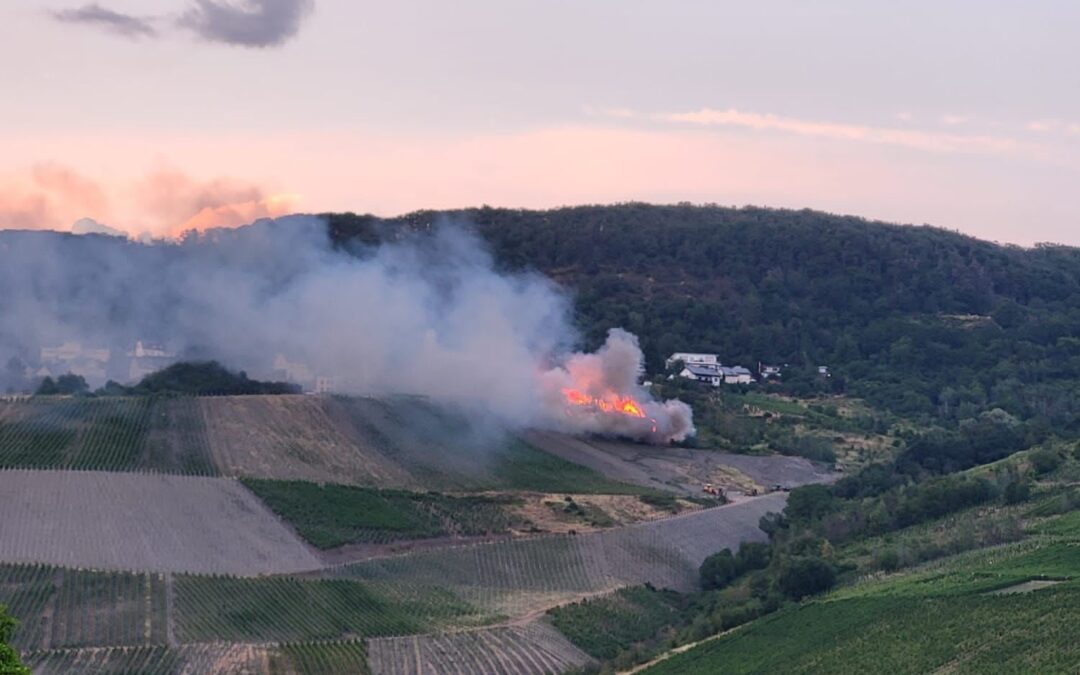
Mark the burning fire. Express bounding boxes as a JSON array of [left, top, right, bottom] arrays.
[[562, 388, 648, 419]]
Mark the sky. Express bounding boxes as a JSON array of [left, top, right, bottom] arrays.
[[1, 0, 1078, 244]]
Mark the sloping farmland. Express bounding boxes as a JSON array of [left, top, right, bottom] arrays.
[[367, 621, 593, 675], [327, 493, 787, 615], [0, 470, 321, 575], [200, 395, 418, 487]]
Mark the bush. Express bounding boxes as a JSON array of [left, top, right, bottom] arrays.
[[700, 549, 737, 590], [778, 557, 836, 600]]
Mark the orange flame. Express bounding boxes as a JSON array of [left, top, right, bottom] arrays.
[[562, 388, 646, 419]]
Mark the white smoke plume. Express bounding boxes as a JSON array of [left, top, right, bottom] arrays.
[[0, 216, 692, 443]]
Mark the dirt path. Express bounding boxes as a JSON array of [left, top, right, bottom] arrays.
[[620, 622, 747, 674]]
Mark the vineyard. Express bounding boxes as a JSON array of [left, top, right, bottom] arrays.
[[172, 575, 485, 643], [327, 494, 787, 614], [548, 586, 688, 660], [0, 397, 215, 474], [0, 396, 670, 495], [0, 394, 805, 673], [0, 471, 321, 574], [366, 622, 592, 675], [243, 479, 527, 548]]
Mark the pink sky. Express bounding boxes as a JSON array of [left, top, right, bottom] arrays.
[[2, 1, 1078, 244]]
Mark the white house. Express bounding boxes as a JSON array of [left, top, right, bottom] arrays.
[[759, 363, 783, 379], [666, 352, 720, 370], [128, 341, 175, 382], [679, 364, 722, 387]]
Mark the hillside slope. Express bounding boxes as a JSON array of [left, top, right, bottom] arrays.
[[327, 205, 1080, 427]]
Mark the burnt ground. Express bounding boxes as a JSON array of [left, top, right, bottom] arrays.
[[523, 430, 837, 496]]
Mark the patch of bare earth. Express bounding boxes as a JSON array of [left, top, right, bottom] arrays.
[[509, 493, 703, 535]]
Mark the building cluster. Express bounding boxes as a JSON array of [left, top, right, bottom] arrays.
[[31, 340, 178, 388], [665, 352, 796, 387], [272, 354, 339, 394]]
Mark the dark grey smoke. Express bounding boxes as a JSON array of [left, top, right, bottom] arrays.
[[179, 0, 314, 47], [0, 217, 692, 442], [51, 3, 157, 38]]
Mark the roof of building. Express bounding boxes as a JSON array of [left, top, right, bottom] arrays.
[[684, 365, 721, 377], [720, 366, 754, 377]]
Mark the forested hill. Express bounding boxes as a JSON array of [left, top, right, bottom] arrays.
[[325, 205, 1080, 431]]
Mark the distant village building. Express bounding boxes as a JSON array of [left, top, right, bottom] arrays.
[[818, 365, 831, 377], [721, 366, 755, 384], [314, 376, 339, 394], [39, 341, 111, 386], [758, 363, 783, 380], [273, 354, 314, 388], [680, 364, 723, 387], [665, 352, 720, 370], [128, 341, 176, 382], [678, 363, 756, 387]]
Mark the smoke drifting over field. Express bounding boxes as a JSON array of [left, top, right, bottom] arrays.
[[0, 218, 693, 442]]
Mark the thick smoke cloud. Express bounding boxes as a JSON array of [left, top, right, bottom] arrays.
[[0, 217, 692, 443], [179, 0, 314, 48], [51, 3, 158, 38]]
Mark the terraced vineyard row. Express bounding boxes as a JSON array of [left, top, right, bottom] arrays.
[[367, 622, 593, 675], [173, 575, 485, 643], [0, 471, 321, 575], [22, 640, 371, 675], [329, 493, 787, 615], [0, 564, 166, 652], [0, 397, 214, 474]]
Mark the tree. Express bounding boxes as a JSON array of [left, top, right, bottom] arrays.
[[785, 485, 836, 523], [778, 557, 836, 600], [35, 373, 88, 396], [34, 377, 59, 396], [700, 549, 737, 590], [734, 541, 771, 576], [55, 373, 89, 395], [0, 606, 28, 675]]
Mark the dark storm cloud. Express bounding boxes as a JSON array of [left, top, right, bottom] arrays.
[[178, 0, 314, 48], [51, 3, 158, 38]]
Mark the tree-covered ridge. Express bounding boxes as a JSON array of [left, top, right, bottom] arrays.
[[325, 205, 1080, 430]]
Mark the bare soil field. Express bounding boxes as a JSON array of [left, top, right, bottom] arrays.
[[524, 430, 835, 494], [0, 470, 321, 575], [366, 621, 593, 675]]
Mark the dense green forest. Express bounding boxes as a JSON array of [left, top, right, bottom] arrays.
[[325, 205, 1080, 436]]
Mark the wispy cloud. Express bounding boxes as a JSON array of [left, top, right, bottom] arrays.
[[600, 107, 1025, 156], [50, 0, 315, 48], [940, 114, 969, 126], [179, 0, 314, 48], [51, 3, 157, 38]]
